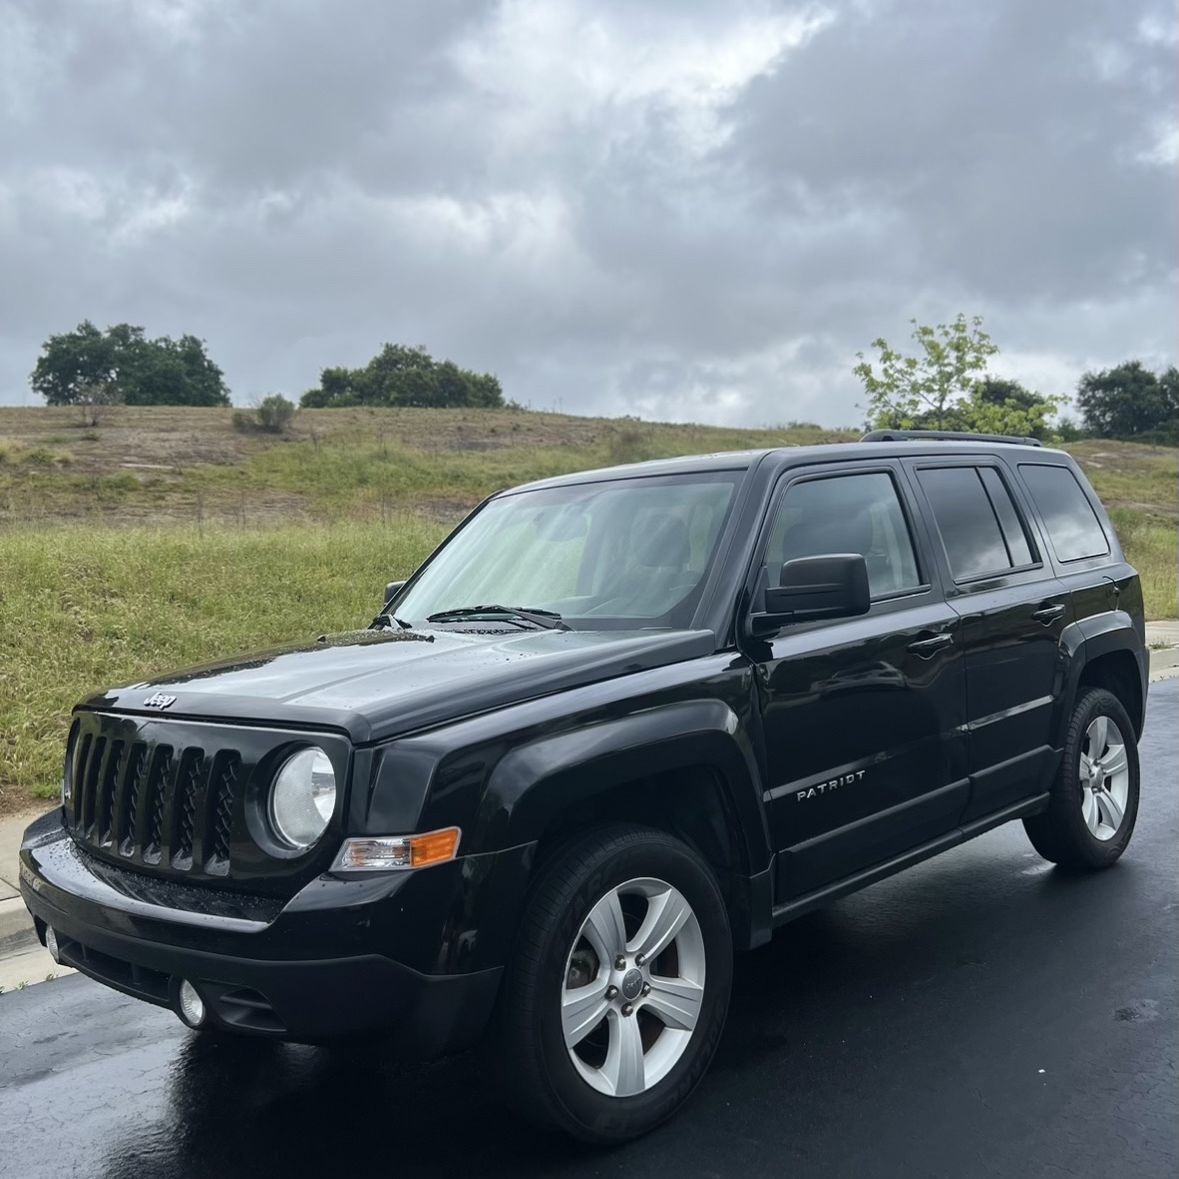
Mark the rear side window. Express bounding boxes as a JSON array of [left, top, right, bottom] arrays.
[[917, 466, 1035, 581], [1019, 464, 1110, 562], [766, 471, 921, 598]]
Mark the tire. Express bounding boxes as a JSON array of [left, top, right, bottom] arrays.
[[1023, 687, 1140, 869], [489, 824, 733, 1144]]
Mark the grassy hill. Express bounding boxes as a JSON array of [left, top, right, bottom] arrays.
[[1, 406, 1174, 813]]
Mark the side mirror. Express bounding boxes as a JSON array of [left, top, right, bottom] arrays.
[[383, 580, 405, 608], [754, 554, 870, 631]]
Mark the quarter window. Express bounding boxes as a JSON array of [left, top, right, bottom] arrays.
[[1019, 464, 1110, 562], [766, 472, 921, 598], [978, 467, 1035, 567], [917, 466, 1034, 581]]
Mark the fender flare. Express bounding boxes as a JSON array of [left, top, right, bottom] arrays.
[[1058, 610, 1148, 738], [466, 699, 772, 876]]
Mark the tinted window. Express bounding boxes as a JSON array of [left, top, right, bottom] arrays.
[[1020, 464, 1110, 562], [767, 472, 921, 597], [917, 467, 1012, 580], [978, 467, 1034, 567]]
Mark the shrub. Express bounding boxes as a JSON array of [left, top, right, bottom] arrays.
[[233, 395, 297, 435], [257, 394, 297, 434]]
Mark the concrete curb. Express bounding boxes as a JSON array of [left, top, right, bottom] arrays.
[[0, 897, 38, 955]]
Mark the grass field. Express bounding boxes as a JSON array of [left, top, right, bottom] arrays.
[[0, 406, 1174, 813]]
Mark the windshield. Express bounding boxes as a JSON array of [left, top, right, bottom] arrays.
[[396, 473, 739, 629]]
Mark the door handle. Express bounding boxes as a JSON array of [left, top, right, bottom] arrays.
[[907, 632, 954, 657], [1032, 602, 1066, 624]]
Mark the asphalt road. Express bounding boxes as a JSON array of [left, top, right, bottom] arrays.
[[2, 680, 1175, 1179]]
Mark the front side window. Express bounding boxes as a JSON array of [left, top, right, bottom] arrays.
[[1019, 463, 1110, 562], [765, 471, 922, 598], [395, 473, 738, 628]]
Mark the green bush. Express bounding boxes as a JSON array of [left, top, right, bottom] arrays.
[[257, 394, 297, 434], [233, 395, 297, 435]]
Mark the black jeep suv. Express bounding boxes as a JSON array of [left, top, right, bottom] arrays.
[[19, 431, 1147, 1142]]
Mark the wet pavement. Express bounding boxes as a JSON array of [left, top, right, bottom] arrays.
[[2, 680, 1176, 1178]]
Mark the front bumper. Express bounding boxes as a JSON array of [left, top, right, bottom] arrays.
[[19, 810, 532, 1052]]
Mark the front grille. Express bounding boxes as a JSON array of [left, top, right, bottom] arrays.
[[70, 725, 242, 880], [65, 710, 350, 891]]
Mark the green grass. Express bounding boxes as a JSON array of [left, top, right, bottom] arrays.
[[0, 413, 854, 523], [0, 518, 445, 812], [0, 407, 1174, 813], [1107, 510, 1178, 620], [1070, 441, 1178, 621]]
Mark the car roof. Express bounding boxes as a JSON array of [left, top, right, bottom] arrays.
[[504, 439, 1067, 494]]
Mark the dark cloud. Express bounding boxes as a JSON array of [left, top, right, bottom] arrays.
[[0, 0, 1174, 424]]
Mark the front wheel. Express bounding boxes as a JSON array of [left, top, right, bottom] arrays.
[[490, 825, 733, 1143], [1024, 687, 1140, 869]]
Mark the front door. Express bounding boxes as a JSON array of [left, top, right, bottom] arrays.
[[745, 464, 968, 901]]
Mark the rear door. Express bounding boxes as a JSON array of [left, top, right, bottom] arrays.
[[905, 457, 1066, 820], [745, 461, 969, 900]]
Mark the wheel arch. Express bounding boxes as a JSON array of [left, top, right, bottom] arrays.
[[473, 700, 773, 949], [1060, 614, 1147, 740]]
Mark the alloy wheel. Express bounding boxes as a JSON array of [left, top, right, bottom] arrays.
[[561, 877, 706, 1097], [1079, 714, 1130, 842]]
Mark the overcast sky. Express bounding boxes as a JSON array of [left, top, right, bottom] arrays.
[[1, 0, 1175, 426]]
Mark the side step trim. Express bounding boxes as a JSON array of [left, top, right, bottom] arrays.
[[769, 793, 1050, 927]]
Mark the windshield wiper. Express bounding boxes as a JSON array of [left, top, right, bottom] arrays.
[[426, 604, 568, 631]]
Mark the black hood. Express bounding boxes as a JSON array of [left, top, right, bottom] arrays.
[[81, 626, 717, 743]]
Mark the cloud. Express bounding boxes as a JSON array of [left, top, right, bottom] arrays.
[[0, 0, 1174, 424]]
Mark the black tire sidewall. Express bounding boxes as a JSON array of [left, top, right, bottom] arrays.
[[528, 831, 732, 1142]]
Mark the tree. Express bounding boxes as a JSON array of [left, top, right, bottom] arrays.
[[29, 321, 118, 406], [960, 383, 1059, 440], [301, 342, 503, 409], [1076, 361, 1178, 440], [974, 377, 1042, 411], [855, 314, 999, 429], [854, 314, 1059, 438], [30, 321, 230, 407]]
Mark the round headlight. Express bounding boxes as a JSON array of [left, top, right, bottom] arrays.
[[269, 747, 336, 850]]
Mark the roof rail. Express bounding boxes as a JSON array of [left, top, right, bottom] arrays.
[[861, 429, 1042, 447]]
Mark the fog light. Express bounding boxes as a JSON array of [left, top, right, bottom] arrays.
[[45, 927, 60, 964], [177, 980, 206, 1028]]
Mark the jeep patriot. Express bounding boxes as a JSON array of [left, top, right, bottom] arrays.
[[19, 431, 1147, 1142]]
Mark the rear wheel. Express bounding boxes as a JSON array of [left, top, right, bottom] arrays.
[[1024, 687, 1139, 869], [491, 825, 733, 1143]]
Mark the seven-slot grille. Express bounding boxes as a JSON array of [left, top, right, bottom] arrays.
[[69, 728, 242, 877]]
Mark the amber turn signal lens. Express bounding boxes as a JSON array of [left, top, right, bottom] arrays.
[[409, 827, 461, 866]]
